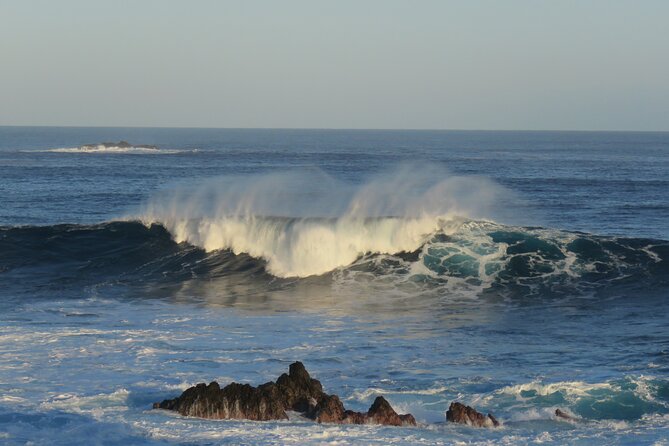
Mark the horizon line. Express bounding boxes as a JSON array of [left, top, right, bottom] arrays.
[[1, 124, 668, 133]]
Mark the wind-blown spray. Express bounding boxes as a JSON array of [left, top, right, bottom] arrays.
[[136, 164, 513, 277]]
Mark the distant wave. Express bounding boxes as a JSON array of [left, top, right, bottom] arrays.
[[24, 145, 196, 154]]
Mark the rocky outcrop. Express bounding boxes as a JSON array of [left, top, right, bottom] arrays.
[[446, 402, 499, 427], [80, 141, 159, 150], [309, 394, 416, 426], [366, 395, 417, 426], [310, 393, 347, 423], [153, 361, 416, 427], [274, 361, 324, 412], [153, 381, 288, 421]]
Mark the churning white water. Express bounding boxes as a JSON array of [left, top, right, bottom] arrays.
[[136, 165, 513, 277]]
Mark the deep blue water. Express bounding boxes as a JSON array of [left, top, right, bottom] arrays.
[[0, 127, 668, 445]]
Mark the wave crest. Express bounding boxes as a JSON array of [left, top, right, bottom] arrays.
[[1, 219, 666, 298], [156, 215, 459, 277], [136, 166, 512, 277]]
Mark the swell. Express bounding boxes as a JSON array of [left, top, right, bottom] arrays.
[[0, 219, 667, 298], [0, 221, 270, 291]]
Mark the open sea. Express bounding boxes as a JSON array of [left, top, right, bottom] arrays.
[[0, 127, 668, 445]]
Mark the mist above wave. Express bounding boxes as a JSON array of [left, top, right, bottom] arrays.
[[136, 165, 514, 277]]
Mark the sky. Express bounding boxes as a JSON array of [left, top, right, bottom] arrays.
[[1, 0, 668, 130]]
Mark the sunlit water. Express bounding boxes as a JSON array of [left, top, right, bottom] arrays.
[[1, 127, 668, 445]]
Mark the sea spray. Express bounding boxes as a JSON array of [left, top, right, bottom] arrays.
[[136, 165, 513, 277]]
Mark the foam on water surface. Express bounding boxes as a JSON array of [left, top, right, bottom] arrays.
[[0, 296, 667, 445], [1, 129, 668, 445]]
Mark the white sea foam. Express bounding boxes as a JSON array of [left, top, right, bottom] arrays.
[[27, 145, 194, 154], [630, 375, 669, 408], [0, 395, 28, 404], [493, 380, 614, 400], [491, 376, 668, 408], [136, 165, 513, 277], [505, 407, 580, 423], [40, 389, 130, 418]]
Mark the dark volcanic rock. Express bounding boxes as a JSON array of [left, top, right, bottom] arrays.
[[153, 381, 288, 421], [446, 402, 499, 427], [311, 393, 346, 423], [153, 361, 416, 427], [310, 395, 416, 426], [366, 396, 417, 426], [342, 410, 367, 424], [275, 361, 324, 413]]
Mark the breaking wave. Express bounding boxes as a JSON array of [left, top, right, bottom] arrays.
[[0, 218, 666, 299], [1, 167, 666, 298], [136, 166, 514, 277], [480, 376, 669, 422]]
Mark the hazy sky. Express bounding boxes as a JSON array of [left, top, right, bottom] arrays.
[[1, 0, 668, 130]]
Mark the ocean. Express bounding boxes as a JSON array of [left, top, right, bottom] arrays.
[[0, 127, 667, 445]]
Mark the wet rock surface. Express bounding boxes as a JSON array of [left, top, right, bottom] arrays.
[[274, 361, 324, 413], [366, 395, 417, 426], [446, 402, 499, 427], [154, 361, 416, 426], [154, 381, 288, 421], [309, 394, 416, 426]]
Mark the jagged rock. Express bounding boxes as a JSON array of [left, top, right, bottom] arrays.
[[275, 361, 324, 413], [153, 361, 416, 427], [366, 396, 417, 426], [153, 381, 288, 421], [152, 361, 323, 421], [342, 410, 367, 424], [311, 395, 416, 426], [311, 393, 346, 423], [446, 402, 499, 427]]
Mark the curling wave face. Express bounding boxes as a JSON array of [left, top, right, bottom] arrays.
[[144, 214, 456, 277]]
